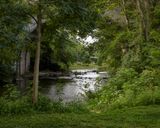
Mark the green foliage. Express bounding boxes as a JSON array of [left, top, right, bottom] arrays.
[[89, 68, 160, 111], [33, 0, 99, 71], [3, 85, 21, 100], [86, 0, 160, 111], [1, 0, 160, 114], [0, 0, 29, 64], [0, 85, 88, 115], [41, 31, 78, 70], [0, 96, 88, 115], [94, 0, 160, 71], [76, 46, 91, 64], [32, 94, 53, 112]]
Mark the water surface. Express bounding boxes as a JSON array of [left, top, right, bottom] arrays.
[[0, 69, 107, 102], [39, 69, 107, 102]]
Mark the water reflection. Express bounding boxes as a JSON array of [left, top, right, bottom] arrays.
[[0, 69, 107, 102], [39, 69, 107, 102]]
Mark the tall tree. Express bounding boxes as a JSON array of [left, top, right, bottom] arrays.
[[136, 0, 150, 41], [32, 0, 42, 104], [30, 0, 98, 104], [0, 0, 30, 85]]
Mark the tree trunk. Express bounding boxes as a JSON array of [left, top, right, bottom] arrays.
[[121, 0, 129, 29], [136, 0, 145, 37], [25, 51, 30, 73], [136, 0, 150, 41], [143, 0, 150, 41], [32, 2, 42, 104]]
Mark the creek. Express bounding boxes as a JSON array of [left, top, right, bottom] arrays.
[[39, 69, 107, 102], [0, 69, 108, 102]]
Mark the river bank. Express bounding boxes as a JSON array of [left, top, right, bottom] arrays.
[[70, 63, 106, 71], [0, 105, 159, 128]]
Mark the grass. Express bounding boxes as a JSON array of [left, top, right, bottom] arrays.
[[0, 105, 160, 128], [70, 63, 98, 70], [70, 63, 106, 71]]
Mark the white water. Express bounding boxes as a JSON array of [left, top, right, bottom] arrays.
[[39, 69, 107, 102]]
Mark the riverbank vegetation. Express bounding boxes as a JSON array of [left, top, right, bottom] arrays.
[[0, 0, 160, 127], [86, 0, 160, 112], [70, 63, 106, 71]]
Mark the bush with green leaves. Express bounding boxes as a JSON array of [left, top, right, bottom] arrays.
[[89, 68, 160, 111], [0, 96, 89, 115], [0, 85, 88, 115]]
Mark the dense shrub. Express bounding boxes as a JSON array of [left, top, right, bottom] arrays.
[[0, 96, 32, 115], [88, 68, 160, 111], [0, 96, 88, 115], [0, 85, 88, 115]]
